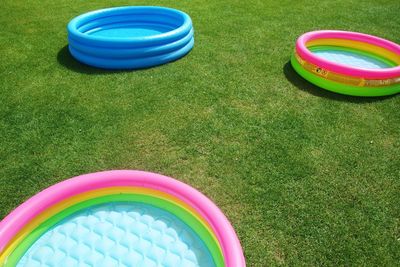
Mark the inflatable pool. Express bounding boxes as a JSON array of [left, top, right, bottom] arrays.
[[67, 6, 194, 69], [0, 171, 245, 267], [291, 30, 400, 96]]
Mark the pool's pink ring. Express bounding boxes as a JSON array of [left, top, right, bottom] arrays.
[[0, 170, 245, 267], [296, 30, 400, 79]]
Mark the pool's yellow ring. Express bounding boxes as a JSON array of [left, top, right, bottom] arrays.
[[0, 187, 221, 264], [294, 50, 400, 87], [307, 38, 400, 65]]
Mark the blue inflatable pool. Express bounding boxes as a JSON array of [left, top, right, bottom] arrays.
[[67, 6, 194, 69]]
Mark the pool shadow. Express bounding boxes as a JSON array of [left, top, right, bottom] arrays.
[[57, 45, 189, 74], [283, 61, 396, 103], [57, 45, 136, 75]]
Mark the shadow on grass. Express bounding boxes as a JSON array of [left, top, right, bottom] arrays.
[[57, 45, 185, 75], [283, 61, 396, 103], [57, 45, 134, 75]]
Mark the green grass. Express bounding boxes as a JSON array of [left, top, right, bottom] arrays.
[[1, 0, 400, 265]]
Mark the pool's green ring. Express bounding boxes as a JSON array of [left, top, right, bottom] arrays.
[[291, 52, 400, 97], [5, 194, 224, 267]]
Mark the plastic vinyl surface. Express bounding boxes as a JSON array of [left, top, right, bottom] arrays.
[[15, 201, 216, 267], [1, 189, 223, 267], [291, 54, 400, 96], [7, 196, 219, 267], [67, 6, 194, 69], [0, 170, 246, 267], [295, 30, 400, 79]]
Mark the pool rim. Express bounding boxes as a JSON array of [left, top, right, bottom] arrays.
[[67, 6, 193, 46], [296, 30, 400, 79], [0, 170, 246, 267]]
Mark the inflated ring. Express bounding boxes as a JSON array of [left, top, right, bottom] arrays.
[[0, 171, 246, 267], [292, 30, 400, 96], [67, 6, 195, 69]]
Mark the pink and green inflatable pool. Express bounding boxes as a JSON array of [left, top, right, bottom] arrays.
[[0, 170, 245, 266], [291, 30, 400, 96]]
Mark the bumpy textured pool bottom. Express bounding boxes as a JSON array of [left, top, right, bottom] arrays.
[[16, 202, 214, 267]]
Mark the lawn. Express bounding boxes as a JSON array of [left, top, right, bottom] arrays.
[[1, 0, 399, 266]]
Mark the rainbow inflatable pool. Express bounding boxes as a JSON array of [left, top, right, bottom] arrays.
[[291, 30, 400, 96], [0, 171, 245, 267]]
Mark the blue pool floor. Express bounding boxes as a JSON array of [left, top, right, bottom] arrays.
[[17, 202, 215, 267]]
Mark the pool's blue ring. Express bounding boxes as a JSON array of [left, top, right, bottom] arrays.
[[67, 6, 194, 69], [69, 38, 195, 69], [68, 29, 194, 59]]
